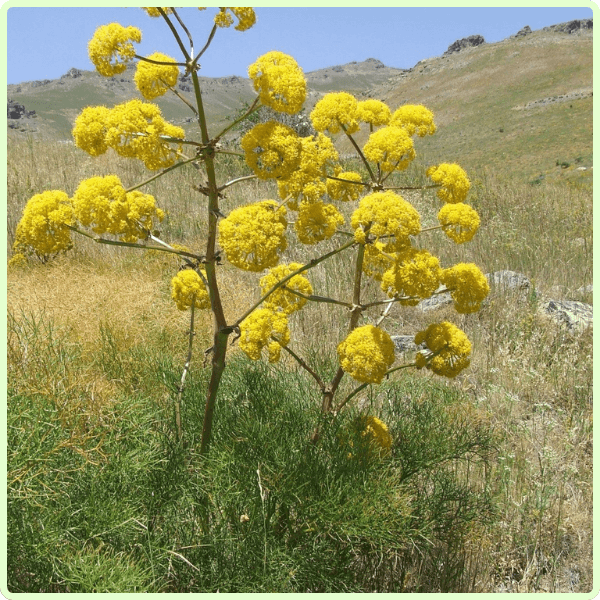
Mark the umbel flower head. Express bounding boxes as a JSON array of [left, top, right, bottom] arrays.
[[441, 263, 490, 314], [351, 190, 420, 246], [248, 51, 306, 114], [13, 190, 74, 259], [362, 126, 416, 172], [356, 99, 391, 127], [212, 7, 257, 31], [390, 104, 436, 137], [415, 321, 472, 378], [171, 269, 211, 311], [346, 415, 393, 458], [295, 201, 344, 245], [72, 175, 165, 242], [142, 7, 174, 17], [310, 92, 360, 135], [218, 200, 288, 272], [427, 163, 471, 203], [106, 99, 185, 170], [337, 325, 396, 384], [72, 100, 185, 170], [277, 133, 339, 206], [72, 106, 111, 157], [381, 247, 442, 304], [239, 308, 290, 362], [260, 262, 313, 315], [437, 202, 480, 244], [241, 122, 302, 180], [88, 22, 142, 77], [134, 52, 179, 100]]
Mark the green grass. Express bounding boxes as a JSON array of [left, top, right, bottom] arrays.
[[8, 310, 496, 593]]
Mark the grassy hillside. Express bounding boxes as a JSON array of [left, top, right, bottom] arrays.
[[362, 28, 592, 183]]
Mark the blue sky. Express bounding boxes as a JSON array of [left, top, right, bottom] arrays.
[[6, 6, 594, 85]]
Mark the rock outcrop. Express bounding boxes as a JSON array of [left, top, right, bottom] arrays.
[[444, 34, 486, 56], [542, 19, 593, 34]]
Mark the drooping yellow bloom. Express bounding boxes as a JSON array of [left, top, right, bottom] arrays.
[[241, 122, 302, 180], [356, 99, 391, 127], [218, 200, 288, 272], [310, 92, 360, 134], [337, 325, 396, 384], [260, 263, 313, 315], [13, 191, 74, 259], [213, 7, 256, 31], [380, 247, 442, 304], [88, 22, 142, 77], [363, 126, 416, 172], [142, 7, 174, 17], [415, 321, 472, 378], [72, 175, 165, 242], [134, 52, 179, 100], [239, 308, 290, 362], [248, 51, 306, 114], [427, 163, 471, 203], [351, 190, 420, 246], [277, 133, 338, 205], [437, 202, 480, 243], [390, 104, 436, 137], [295, 201, 344, 245], [441, 263, 490, 314], [355, 415, 393, 455], [105, 99, 185, 170], [326, 170, 363, 202], [171, 269, 211, 311], [72, 105, 111, 156]]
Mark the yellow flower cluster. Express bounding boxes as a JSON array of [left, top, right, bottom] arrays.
[[427, 163, 471, 203], [142, 7, 173, 17], [390, 104, 436, 137], [415, 322, 471, 378], [13, 191, 74, 259], [218, 200, 288, 272], [70, 106, 111, 157], [441, 263, 489, 314], [241, 122, 302, 180], [326, 170, 363, 203], [381, 247, 442, 304], [88, 23, 142, 77], [310, 92, 360, 134], [355, 415, 393, 455], [248, 51, 306, 114], [239, 308, 290, 362], [134, 52, 179, 100], [260, 262, 313, 315], [72, 100, 185, 170], [277, 134, 338, 205], [213, 7, 256, 31], [437, 202, 480, 244], [337, 325, 396, 384], [295, 201, 344, 245], [171, 269, 211, 311], [356, 99, 391, 127], [363, 126, 416, 172], [72, 175, 165, 242], [351, 191, 420, 246]]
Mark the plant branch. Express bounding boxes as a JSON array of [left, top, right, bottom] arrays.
[[218, 174, 258, 192], [281, 344, 326, 390], [232, 239, 357, 328], [158, 8, 192, 63], [125, 156, 200, 192], [341, 124, 377, 182]]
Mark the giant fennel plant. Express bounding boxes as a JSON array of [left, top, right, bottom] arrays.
[[12, 7, 489, 457]]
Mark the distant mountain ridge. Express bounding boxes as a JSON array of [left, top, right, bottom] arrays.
[[7, 18, 592, 184]]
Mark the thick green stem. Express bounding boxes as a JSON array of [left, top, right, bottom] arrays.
[[190, 68, 231, 456]]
